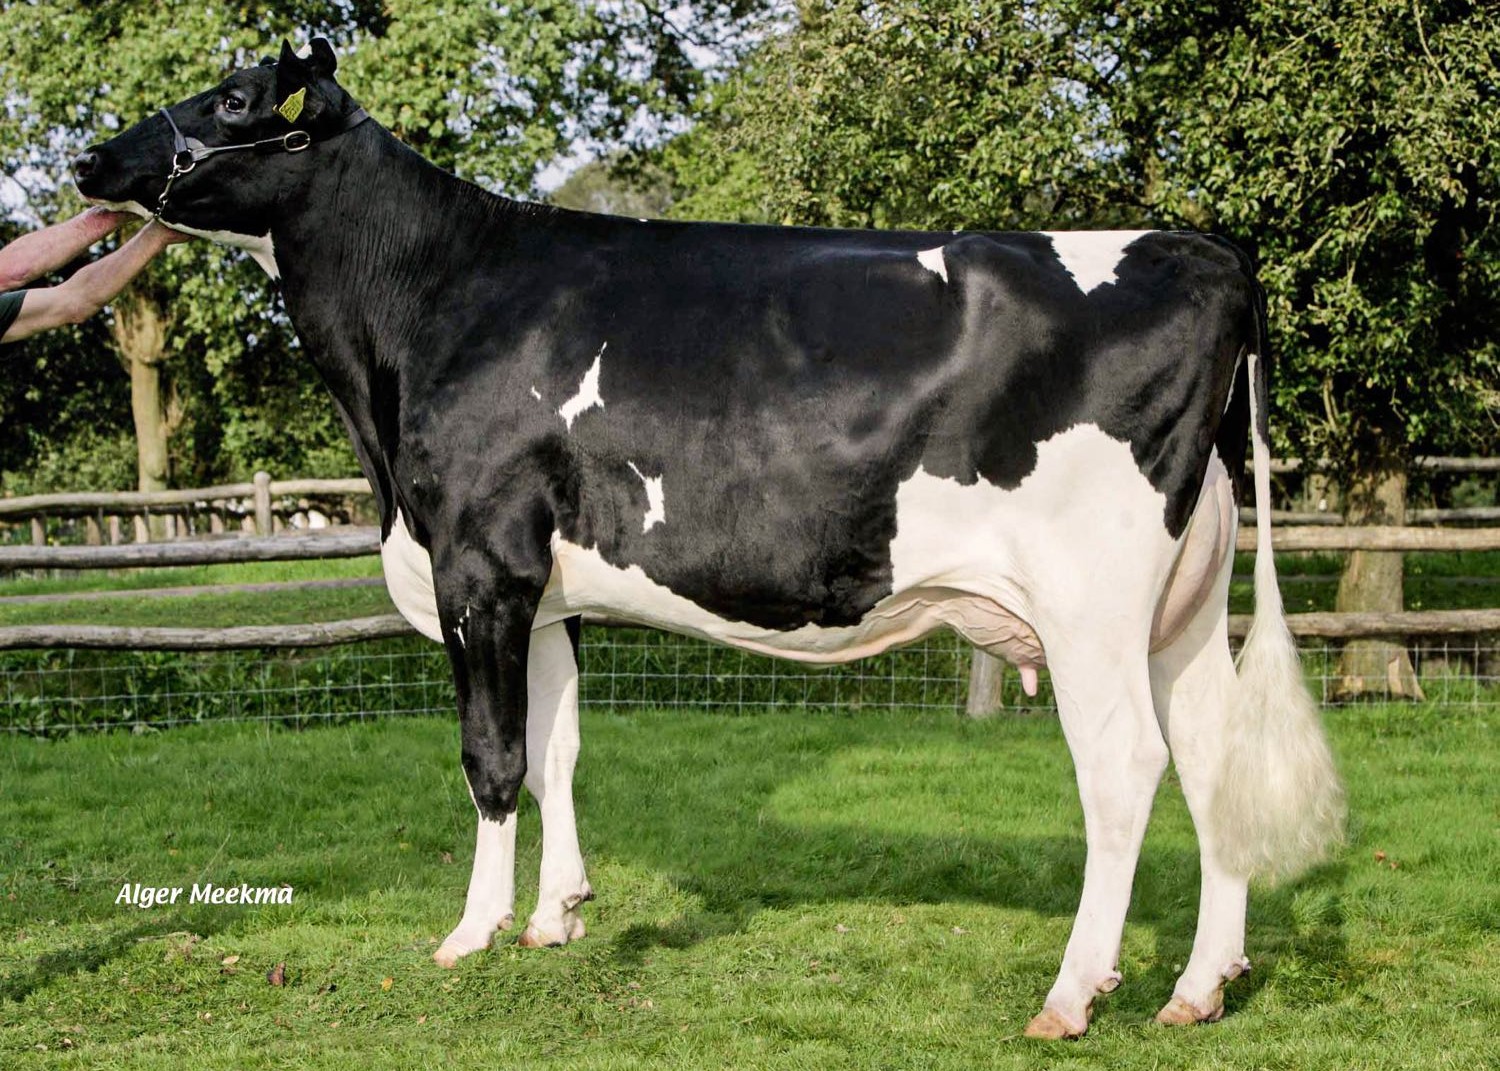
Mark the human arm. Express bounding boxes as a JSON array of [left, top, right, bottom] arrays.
[[1, 221, 190, 342], [0, 206, 135, 291]]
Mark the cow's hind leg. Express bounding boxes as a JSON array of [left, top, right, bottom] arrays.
[[1026, 635, 1168, 1040], [517, 618, 592, 947], [1149, 590, 1250, 1024]]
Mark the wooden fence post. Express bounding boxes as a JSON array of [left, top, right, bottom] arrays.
[[30, 517, 44, 547], [965, 649, 1007, 718], [84, 514, 102, 546], [253, 471, 273, 536]]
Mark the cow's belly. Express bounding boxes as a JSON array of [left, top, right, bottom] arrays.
[[539, 540, 1044, 668], [382, 424, 1226, 673], [382, 513, 1043, 665]]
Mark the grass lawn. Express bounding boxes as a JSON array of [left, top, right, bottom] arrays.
[[0, 560, 392, 630], [1, 704, 1495, 1069]]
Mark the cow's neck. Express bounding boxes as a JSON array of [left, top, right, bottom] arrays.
[[271, 124, 513, 371], [266, 124, 522, 530]]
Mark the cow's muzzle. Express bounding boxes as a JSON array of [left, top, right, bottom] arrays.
[[72, 150, 101, 182]]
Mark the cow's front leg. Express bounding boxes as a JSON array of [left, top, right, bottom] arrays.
[[432, 550, 547, 969], [435, 796, 518, 968], [517, 618, 592, 947]]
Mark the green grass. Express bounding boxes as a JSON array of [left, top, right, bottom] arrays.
[[0, 560, 391, 630], [1, 705, 1495, 1069], [1227, 551, 1500, 613], [0, 558, 385, 600]]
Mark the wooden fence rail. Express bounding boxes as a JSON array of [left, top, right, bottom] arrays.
[[1243, 507, 1500, 525], [1, 456, 1491, 526], [1, 608, 1496, 654], [0, 476, 373, 518], [1268, 456, 1500, 474], [3, 520, 1497, 573], [0, 529, 381, 570], [0, 473, 376, 545], [1233, 526, 1500, 552], [0, 614, 415, 651]]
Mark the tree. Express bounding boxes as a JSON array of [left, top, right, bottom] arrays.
[[1121, 0, 1498, 697], [0, 0, 783, 494], [665, 0, 1499, 697]]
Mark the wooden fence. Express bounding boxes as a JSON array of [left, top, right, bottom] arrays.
[[1, 456, 1494, 546], [0, 473, 371, 544], [0, 460, 1495, 717]]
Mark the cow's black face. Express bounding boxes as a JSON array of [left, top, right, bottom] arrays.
[[74, 39, 350, 242]]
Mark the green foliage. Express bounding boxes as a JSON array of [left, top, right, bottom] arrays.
[[667, 1, 1499, 468], [548, 156, 676, 217], [0, 426, 137, 496], [0, 0, 781, 491]]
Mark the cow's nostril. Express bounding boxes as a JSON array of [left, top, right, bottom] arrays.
[[73, 150, 100, 182]]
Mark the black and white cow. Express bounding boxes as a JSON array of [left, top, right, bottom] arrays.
[[74, 40, 1344, 1038]]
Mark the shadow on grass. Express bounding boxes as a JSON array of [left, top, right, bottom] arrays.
[[595, 798, 1353, 1017], [580, 706, 1359, 1019], [0, 911, 231, 1004]]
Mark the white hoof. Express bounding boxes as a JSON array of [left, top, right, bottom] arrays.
[[518, 884, 592, 948], [433, 913, 513, 967], [517, 909, 586, 949]]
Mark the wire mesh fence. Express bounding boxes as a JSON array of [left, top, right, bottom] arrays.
[[1, 628, 1497, 735]]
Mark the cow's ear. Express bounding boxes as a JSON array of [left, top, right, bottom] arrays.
[[276, 39, 307, 91], [306, 38, 338, 77], [274, 40, 319, 122]]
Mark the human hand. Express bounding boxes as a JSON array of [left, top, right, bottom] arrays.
[[79, 205, 137, 230], [145, 221, 195, 245]]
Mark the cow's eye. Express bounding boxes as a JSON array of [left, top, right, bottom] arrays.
[[223, 93, 247, 114]]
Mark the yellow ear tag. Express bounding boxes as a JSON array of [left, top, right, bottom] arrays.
[[275, 87, 306, 124]]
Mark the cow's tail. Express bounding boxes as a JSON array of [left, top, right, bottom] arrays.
[[1212, 307, 1345, 881]]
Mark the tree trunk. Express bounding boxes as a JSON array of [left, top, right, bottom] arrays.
[[1335, 464, 1423, 700], [114, 294, 178, 542]]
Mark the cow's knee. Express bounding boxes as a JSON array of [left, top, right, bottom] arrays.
[[461, 740, 526, 821]]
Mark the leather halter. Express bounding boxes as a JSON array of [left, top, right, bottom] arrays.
[[154, 102, 369, 219]]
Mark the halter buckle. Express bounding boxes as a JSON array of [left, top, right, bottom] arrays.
[[171, 150, 198, 174], [283, 130, 312, 153]]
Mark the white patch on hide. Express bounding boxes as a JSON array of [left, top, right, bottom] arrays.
[[888, 423, 1178, 642], [1222, 353, 1242, 415], [557, 344, 606, 430], [162, 221, 281, 279], [81, 196, 280, 278], [381, 508, 442, 642], [86, 198, 152, 219], [454, 603, 472, 650], [916, 246, 948, 283], [1044, 231, 1149, 295], [625, 462, 666, 532]]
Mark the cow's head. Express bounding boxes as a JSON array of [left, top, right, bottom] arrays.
[[73, 39, 361, 270]]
